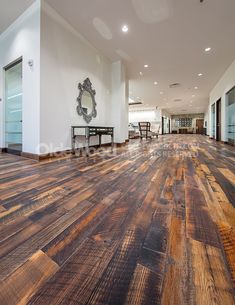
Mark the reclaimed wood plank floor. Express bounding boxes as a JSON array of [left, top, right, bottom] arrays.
[[0, 134, 235, 305]]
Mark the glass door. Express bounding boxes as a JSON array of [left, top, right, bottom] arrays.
[[5, 60, 23, 152], [226, 87, 235, 145], [211, 103, 216, 139]]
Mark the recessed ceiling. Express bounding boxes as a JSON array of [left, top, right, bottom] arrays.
[[1, 0, 235, 115], [45, 0, 235, 115], [0, 0, 35, 34]]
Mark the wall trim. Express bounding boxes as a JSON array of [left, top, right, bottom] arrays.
[[0, 0, 40, 42], [2, 141, 127, 161]]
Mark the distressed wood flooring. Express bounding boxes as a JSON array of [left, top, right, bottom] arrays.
[[0, 134, 235, 305]]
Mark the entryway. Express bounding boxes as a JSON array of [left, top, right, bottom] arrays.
[[4, 59, 23, 154], [216, 98, 221, 141]]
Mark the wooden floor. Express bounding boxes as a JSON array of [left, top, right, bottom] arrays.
[[0, 135, 235, 305]]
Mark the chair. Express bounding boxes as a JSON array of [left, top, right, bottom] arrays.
[[138, 122, 158, 139]]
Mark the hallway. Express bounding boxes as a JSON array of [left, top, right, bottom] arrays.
[[0, 135, 235, 305]]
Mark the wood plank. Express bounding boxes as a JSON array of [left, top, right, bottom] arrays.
[[0, 250, 59, 305], [190, 239, 235, 305]]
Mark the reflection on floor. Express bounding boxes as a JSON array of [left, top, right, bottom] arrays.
[[0, 135, 235, 305]]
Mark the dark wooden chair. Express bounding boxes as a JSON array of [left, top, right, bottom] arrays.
[[138, 122, 158, 139]]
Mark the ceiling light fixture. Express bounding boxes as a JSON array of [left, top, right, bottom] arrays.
[[122, 25, 129, 33], [144, 64, 149, 68], [198, 73, 203, 77], [194, 86, 198, 90], [205, 47, 211, 52], [154, 81, 158, 85]]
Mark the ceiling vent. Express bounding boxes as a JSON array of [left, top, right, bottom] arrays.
[[169, 83, 181, 88]]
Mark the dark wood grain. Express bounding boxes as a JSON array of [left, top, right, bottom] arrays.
[[0, 135, 234, 305]]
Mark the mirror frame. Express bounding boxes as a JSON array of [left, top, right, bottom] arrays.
[[76, 78, 97, 123]]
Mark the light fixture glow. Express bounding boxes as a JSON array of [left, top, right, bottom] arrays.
[[198, 73, 203, 77], [122, 25, 129, 33], [194, 86, 198, 90], [139, 72, 143, 76], [160, 91, 163, 95], [205, 47, 211, 52], [154, 81, 158, 85], [192, 95, 195, 98], [144, 64, 149, 68]]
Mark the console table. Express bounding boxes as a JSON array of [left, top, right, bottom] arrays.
[[71, 126, 114, 153]]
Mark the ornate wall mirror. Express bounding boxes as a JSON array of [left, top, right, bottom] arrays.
[[77, 78, 97, 123]]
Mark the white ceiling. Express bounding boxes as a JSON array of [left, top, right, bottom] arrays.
[[0, 0, 35, 33], [1, 0, 235, 115]]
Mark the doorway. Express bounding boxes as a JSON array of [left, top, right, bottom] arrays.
[[4, 59, 23, 154], [216, 99, 221, 141], [196, 119, 204, 134]]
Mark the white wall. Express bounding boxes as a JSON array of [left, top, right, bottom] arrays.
[[129, 108, 162, 133], [208, 59, 235, 141], [40, 3, 128, 153], [129, 109, 157, 123], [0, 1, 40, 153], [0, 1, 129, 155]]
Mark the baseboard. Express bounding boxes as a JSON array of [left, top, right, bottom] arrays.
[[21, 152, 41, 161], [116, 142, 127, 147], [6, 141, 127, 161]]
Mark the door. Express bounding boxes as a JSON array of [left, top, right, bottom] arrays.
[[211, 103, 216, 139], [196, 119, 204, 134], [5, 60, 22, 153], [216, 99, 221, 141]]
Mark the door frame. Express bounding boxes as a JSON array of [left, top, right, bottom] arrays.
[[216, 98, 221, 141], [3, 57, 23, 154]]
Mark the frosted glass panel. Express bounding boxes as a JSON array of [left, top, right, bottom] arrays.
[[163, 117, 168, 134], [211, 104, 215, 139], [5, 61, 22, 151], [227, 88, 235, 145]]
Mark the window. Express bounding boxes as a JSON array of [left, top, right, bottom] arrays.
[[226, 87, 235, 145], [175, 118, 192, 127]]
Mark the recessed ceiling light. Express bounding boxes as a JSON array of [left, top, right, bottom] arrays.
[[154, 81, 158, 85], [160, 91, 163, 95], [139, 72, 143, 76], [144, 64, 149, 68], [205, 47, 211, 52], [198, 73, 203, 77], [194, 86, 198, 90], [122, 25, 129, 33]]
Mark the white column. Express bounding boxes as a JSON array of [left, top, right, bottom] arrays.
[[111, 61, 129, 143]]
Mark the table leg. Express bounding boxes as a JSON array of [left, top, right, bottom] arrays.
[[99, 134, 102, 147], [86, 136, 90, 156], [72, 136, 75, 154]]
